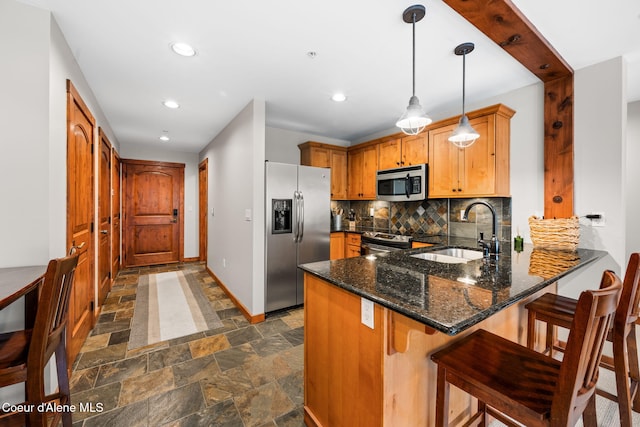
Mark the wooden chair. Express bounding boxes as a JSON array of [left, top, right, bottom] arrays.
[[431, 270, 622, 427], [0, 254, 78, 427], [525, 253, 640, 427]]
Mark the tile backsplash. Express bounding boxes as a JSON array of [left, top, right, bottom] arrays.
[[331, 197, 512, 242], [448, 198, 512, 242], [389, 200, 448, 235]]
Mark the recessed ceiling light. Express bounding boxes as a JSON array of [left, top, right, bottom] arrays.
[[170, 42, 196, 57], [163, 100, 180, 109], [331, 93, 347, 102], [159, 135, 170, 142]]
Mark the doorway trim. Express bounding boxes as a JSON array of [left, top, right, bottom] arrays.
[[199, 158, 208, 263]]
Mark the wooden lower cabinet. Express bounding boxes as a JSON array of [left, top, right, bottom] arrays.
[[345, 233, 361, 258], [330, 232, 345, 260], [303, 273, 551, 427], [304, 273, 383, 427]]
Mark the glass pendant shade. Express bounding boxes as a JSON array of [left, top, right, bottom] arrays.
[[449, 115, 479, 148], [396, 95, 432, 136]]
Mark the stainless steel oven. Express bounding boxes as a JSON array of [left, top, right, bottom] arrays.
[[361, 232, 412, 255]]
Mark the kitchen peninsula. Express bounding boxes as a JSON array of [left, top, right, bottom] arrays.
[[299, 241, 605, 426]]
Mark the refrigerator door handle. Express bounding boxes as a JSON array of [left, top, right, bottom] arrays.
[[293, 191, 300, 243], [298, 191, 304, 242]]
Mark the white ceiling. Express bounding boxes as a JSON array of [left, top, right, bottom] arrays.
[[18, 0, 640, 153]]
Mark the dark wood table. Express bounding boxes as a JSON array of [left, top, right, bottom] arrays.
[[0, 265, 47, 328]]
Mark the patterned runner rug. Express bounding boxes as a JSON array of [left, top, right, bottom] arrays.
[[128, 270, 223, 350]]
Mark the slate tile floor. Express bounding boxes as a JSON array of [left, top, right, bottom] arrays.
[[69, 262, 304, 427]]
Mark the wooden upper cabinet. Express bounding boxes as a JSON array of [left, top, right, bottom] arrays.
[[299, 142, 348, 200], [330, 150, 347, 200], [401, 134, 428, 166], [348, 144, 378, 200], [428, 104, 514, 198], [429, 124, 462, 197], [378, 135, 428, 170], [378, 138, 402, 170], [300, 104, 513, 202]]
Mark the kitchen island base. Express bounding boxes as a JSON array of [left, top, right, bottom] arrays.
[[303, 273, 553, 427]]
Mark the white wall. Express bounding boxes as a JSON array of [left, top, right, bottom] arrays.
[[0, 6, 50, 409], [49, 16, 120, 259], [575, 58, 626, 264], [556, 58, 627, 298], [119, 146, 199, 259], [0, 0, 120, 403], [200, 100, 266, 315], [0, 0, 50, 267], [266, 126, 350, 164], [627, 101, 640, 258]]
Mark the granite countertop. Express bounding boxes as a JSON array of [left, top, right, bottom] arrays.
[[299, 241, 606, 335], [330, 226, 376, 234]]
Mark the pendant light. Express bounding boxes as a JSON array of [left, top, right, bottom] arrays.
[[396, 5, 431, 136], [449, 42, 480, 148]]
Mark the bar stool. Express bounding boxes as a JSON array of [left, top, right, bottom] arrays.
[[431, 270, 622, 427], [525, 253, 640, 427], [0, 254, 78, 427]]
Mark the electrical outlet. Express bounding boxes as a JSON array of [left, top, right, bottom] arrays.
[[591, 212, 606, 227], [361, 298, 374, 329], [223, 258, 227, 268], [460, 209, 465, 221]]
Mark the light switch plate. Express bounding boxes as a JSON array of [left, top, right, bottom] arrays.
[[361, 298, 374, 329]]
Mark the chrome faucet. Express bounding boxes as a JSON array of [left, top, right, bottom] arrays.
[[462, 201, 500, 255]]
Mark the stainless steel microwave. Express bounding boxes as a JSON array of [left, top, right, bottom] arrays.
[[376, 164, 427, 202]]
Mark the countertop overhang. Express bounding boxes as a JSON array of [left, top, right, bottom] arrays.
[[299, 239, 606, 335]]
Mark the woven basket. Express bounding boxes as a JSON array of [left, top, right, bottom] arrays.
[[529, 248, 580, 279], [528, 215, 579, 251]]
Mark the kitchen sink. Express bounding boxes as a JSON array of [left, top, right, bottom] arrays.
[[411, 248, 484, 264]]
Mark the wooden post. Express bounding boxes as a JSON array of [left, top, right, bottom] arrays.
[[442, 0, 575, 218], [543, 76, 574, 218]]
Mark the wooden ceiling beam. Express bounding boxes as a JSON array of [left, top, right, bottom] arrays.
[[443, 0, 575, 218]]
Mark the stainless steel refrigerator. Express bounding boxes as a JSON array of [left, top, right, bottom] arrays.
[[265, 162, 330, 313]]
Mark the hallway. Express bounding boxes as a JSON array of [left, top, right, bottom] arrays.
[[69, 263, 304, 426]]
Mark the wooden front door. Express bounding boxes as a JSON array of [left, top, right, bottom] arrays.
[[198, 159, 208, 262], [66, 80, 95, 365], [123, 159, 184, 267], [111, 149, 121, 278], [97, 128, 112, 307]]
